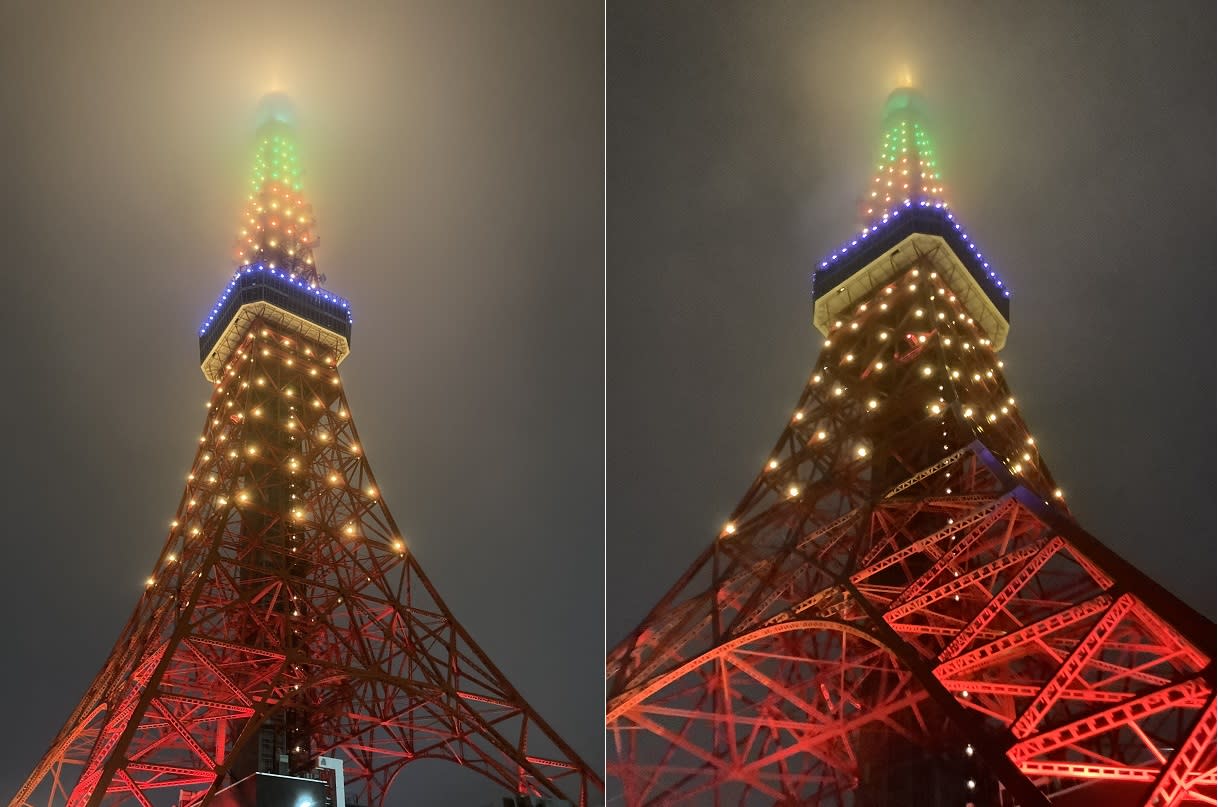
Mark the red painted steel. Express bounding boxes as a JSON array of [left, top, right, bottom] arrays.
[[12, 322, 601, 807], [607, 254, 1216, 805]]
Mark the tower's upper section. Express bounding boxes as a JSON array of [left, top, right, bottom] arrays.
[[861, 87, 946, 226], [234, 92, 321, 285], [813, 87, 1012, 350], [201, 96, 351, 382]]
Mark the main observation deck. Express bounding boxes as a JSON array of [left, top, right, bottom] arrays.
[[812, 202, 1011, 350], [199, 265, 353, 382]]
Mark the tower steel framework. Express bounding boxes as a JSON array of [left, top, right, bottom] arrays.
[[606, 88, 1216, 806], [10, 98, 601, 807]]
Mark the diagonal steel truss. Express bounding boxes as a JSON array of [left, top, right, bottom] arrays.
[[607, 254, 1215, 805], [13, 319, 602, 807]]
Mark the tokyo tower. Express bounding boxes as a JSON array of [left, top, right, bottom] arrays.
[[9, 95, 601, 807], [607, 86, 1216, 805]]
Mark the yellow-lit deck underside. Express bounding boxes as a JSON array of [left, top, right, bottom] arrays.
[[812, 233, 1009, 351], [201, 301, 350, 382]]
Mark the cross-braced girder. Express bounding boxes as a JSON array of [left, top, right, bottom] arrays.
[[14, 318, 601, 807], [608, 256, 1215, 805]]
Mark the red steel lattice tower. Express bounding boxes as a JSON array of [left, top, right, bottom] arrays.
[[606, 87, 1216, 806], [10, 96, 601, 807]]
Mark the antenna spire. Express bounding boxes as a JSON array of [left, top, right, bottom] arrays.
[[861, 86, 946, 228], [234, 93, 322, 286]]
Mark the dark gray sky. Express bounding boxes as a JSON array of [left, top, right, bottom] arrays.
[[608, 1, 1216, 645], [0, 2, 602, 805]]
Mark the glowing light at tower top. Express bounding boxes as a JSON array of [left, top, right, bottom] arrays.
[[234, 92, 322, 286], [812, 86, 1012, 336], [862, 85, 946, 227]]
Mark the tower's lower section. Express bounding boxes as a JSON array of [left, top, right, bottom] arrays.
[[11, 305, 600, 807], [608, 253, 1215, 805]]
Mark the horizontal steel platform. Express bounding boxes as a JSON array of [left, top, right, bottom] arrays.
[[199, 265, 352, 381]]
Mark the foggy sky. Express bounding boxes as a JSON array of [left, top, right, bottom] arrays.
[[1, 1, 1215, 804], [0, 2, 602, 805], [608, 2, 1216, 645]]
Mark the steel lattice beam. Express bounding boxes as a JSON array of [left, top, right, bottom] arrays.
[[608, 251, 1216, 805], [14, 318, 602, 807]]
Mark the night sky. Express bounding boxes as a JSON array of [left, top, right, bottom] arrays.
[[0, 1, 1215, 805], [0, 2, 601, 805], [608, 1, 1216, 646]]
